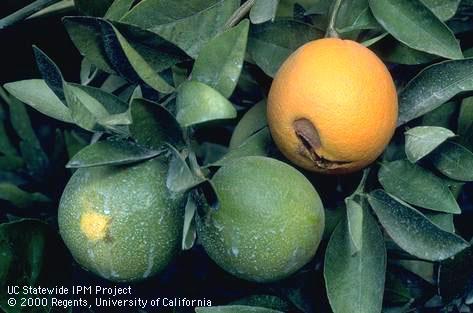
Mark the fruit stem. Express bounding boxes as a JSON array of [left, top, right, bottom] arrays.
[[325, 0, 343, 38], [0, 0, 61, 30], [225, 0, 255, 29]]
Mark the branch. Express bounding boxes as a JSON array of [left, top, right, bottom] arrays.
[[0, 0, 61, 30], [225, 0, 256, 29], [325, 0, 343, 38]]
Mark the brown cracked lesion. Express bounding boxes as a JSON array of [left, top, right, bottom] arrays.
[[293, 118, 352, 169]]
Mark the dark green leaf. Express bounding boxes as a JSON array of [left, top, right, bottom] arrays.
[[121, 0, 240, 58], [4, 80, 72, 123], [0, 219, 70, 313], [438, 244, 473, 301], [368, 189, 468, 261], [214, 127, 272, 166], [250, 0, 280, 24], [104, 0, 134, 20], [74, 0, 115, 16], [404, 126, 455, 163], [66, 139, 162, 168], [195, 306, 284, 313], [430, 141, 473, 181], [176, 81, 236, 127], [229, 100, 267, 149], [63, 17, 116, 73], [378, 160, 461, 214], [32, 46, 66, 102], [166, 147, 205, 193], [64, 130, 88, 159], [129, 98, 184, 150], [372, 37, 438, 65], [420, 101, 457, 128], [337, 7, 380, 33], [458, 96, 473, 139], [425, 212, 455, 233], [191, 19, 249, 98], [397, 58, 473, 126], [248, 20, 322, 77], [0, 183, 50, 209], [421, 0, 460, 21], [369, 0, 462, 59], [324, 206, 386, 313]]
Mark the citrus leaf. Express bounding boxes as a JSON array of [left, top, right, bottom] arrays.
[[324, 206, 386, 313], [378, 159, 461, 214], [104, 0, 134, 20], [404, 126, 455, 163], [368, 0, 462, 60], [345, 198, 363, 254], [250, 0, 280, 24], [182, 193, 197, 250], [214, 127, 272, 166], [66, 139, 162, 168], [121, 0, 240, 58], [32, 46, 66, 102], [63, 16, 116, 73], [176, 81, 236, 128], [4, 79, 72, 123], [421, 0, 460, 21], [430, 141, 473, 181], [0, 183, 50, 209], [166, 146, 205, 193], [247, 20, 322, 77], [196, 305, 284, 313], [229, 100, 267, 149], [191, 19, 249, 98], [397, 58, 473, 126], [425, 212, 455, 233], [74, 0, 114, 16], [129, 98, 184, 150], [368, 190, 468, 261], [458, 96, 473, 140]]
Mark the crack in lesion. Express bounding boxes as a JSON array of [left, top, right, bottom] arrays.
[[293, 118, 352, 169]]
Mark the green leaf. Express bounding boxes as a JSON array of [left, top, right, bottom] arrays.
[[458, 96, 473, 139], [74, 0, 115, 16], [420, 101, 457, 128], [247, 20, 322, 77], [214, 127, 272, 166], [425, 212, 455, 233], [378, 160, 461, 214], [250, 0, 280, 24], [166, 147, 205, 193], [104, 0, 134, 20], [66, 139, 162, 168], [4, 80, 72, 123], [191, 19, 249, 98], [404, 126, 455, 163], [0, 183, 50, 209], [337, 7, 380, 33], [195, 306, 284, 313], [64, 83, 129, 132], [129, 98, 184, 150], [32, 46, 66, 102], [176, 81, 236, 127], [107, 22, 185, 94], [0, 219, 71, 313], [345, 198, 364, 254], [368, 189, 468, 261], [64, 130, 88, 159], [121, 0, 240, 58], [229, 100, 267, 149], [429, 141, 473, 181], [368, 0, 462, 60], [324, 206, 386, 313], [182, 193, 197, 250], [63, 17, 116, 73], [421, 0, 460, 21], [397, 58, 473, 126]]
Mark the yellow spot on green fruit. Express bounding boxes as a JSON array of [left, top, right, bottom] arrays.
[[80, 212, 111, 241]]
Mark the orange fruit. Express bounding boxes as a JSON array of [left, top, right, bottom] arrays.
[[267, 38, 398, 174]]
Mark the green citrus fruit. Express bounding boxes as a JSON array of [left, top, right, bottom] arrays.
[[196, 156, 325, 282], [58, 158, 185, 282]]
